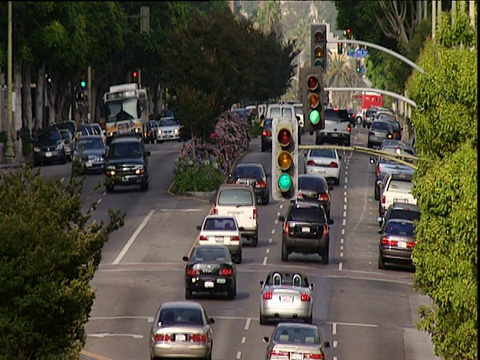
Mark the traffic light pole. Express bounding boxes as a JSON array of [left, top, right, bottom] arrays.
[[88, 66, 92, 123], [3, 1, 15, 163]]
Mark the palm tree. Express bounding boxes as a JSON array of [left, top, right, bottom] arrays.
[[254, 0, 282, 35], [324, 52, 367, 108]]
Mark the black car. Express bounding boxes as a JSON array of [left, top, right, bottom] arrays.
[[378, 202, 421, 227], [56, 121, 77, 140], [104, 135, 150, 192], [182, 245, 237, 300], [260, 118, 273, 152], [227, 162, 269, 205], [278, 200, 334, 264], [33, 127, 67, 167], [297, 174, 333, 219]]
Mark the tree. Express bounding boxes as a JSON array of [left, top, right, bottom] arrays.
[[406, 12, 477, 359], [0, 168, 124, 359]]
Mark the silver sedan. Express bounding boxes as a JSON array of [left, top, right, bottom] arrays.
[[149, 301, 214, 360], [259, 271, 314, 325]]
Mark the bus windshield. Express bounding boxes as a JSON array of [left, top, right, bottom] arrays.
[[104, 98, 139, 124]]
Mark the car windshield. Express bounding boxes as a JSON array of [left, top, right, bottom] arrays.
[[263, 118, 273, 128], [36, 130, 60, 142], [273, 327, 319, 344], [191, 247, 230, 262], [385, 220, 415, 236], [158, 308, 203, 326], [298, 177, 327, 192], [234, 165, 264, 178], [77, 138, 104, 151], [108, 142, 142, 158], [309, 149, 336, 158], [159, 118, 178, 127], [203, 217, 237, 231]]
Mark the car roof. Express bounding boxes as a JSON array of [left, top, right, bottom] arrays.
[[110, 135, 142, 144], [193, 244, 230, 251], [290, 199, 321, 209], [235, 163, 264, 169], [275, 322, 319, 330], [298, 174, 328, 183], [388, 202, 420, 211], [159, 301, 203, 310], [218, 183, 253, 191], [204, 215, 236, 220]]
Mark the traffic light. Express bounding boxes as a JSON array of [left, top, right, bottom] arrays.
[[345, 28, 352, 40], [356, 59, 362, 73], [300, 66, 325, 133], [337, 42, 343, 55], [310, 24, 327, 73], [80, 68, 87, 89], [132, 70, 139, 83], [271, 117, 298, 201], [76, 91, 85, 102]]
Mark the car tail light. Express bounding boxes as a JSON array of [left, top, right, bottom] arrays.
[[213, 208, 218, 215], [376, 164, 381, 177], [381, 236, 398, 246], [329, 162, 338, 168], [369, 131, 375, 136], [347, 124, 351, 133], [231, 236, 240, 241], [381, 195, 386, 204], [263, 291, 273, 300], [154, 333, 172, 342], [306, 160, 316, 167], [270, 349, 289, 358], [284, 222, 290, 234], [300, 293, 311, 302], [189, 333, 207, 343], [199, 235, 208, 241], [255, 180, 267, 188], [297, 192, 304, 199], [407, 241, 416, 249], [219, 267, 233, 276], [322, 224, 328, 238], [387, 133, 393, 139], [318, 193, 329, 202], [304, 354, 325, 359], [253, 208, 257, 220], [262, 130, 272, 136], [187, 268, 200, 276]]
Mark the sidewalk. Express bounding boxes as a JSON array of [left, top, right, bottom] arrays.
[[0, 161, 24, 175]]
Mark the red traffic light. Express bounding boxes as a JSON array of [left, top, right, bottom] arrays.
[[133, 71, 138, 79], [314, 30, 325, 42], [277, 128, 292, 147], [307, 75, 319, 91]]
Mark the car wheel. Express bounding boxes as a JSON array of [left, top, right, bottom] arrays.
[[378, 255, 386, 269], [251, 236, 258, 247], [374, 185, 379, 200], [106, 185, 114, 193], [227, 286, 236, 300], [261, 143, 266, 152], [259, 313, 268, 325], [321, 242, 329, 264], [281, 242, 289, 262], [263, 196, 269, 205], [306, 314, 313, 324], [233, 252, 242, 264], [140, 182, 149, 191], [185, 288, 193, 299], [334, 177, 340, 186]]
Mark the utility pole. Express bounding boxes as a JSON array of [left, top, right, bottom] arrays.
[[3, 1, 15, 164], [88, 66, 92, 123], [432, 0, 436, 39]]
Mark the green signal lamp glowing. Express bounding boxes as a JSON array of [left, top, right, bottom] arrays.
[[80, 80, 86, 88], [309, 110, 320, 125], [278, 173, 293, 192]]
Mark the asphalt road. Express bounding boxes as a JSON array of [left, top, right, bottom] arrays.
[[37, 130, 439, 360]]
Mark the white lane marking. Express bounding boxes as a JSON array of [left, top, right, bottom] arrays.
[[340, 246, 343, 251], [345, 177, 348, 184], [61, 177, 65, 182], [241, 336, 246, 343], [341, 229, 345, 235], [342, 219, 346, 226], [332, 323, 337, 335], [344, 185, 347, 189], [236, 351, 242, 359], [266, 248, 270, 254], [338, 262, 343, 271], [103, 191, 107, 195], [269, 238, 273, 244], [345, 170, 348, 175], [344, 191, 347, 196], [112, 209, 155, 265], [271, 229, 275, 235], [340, 252, 343, 257], [343, 211, 347, 217], [244, 317, 251, 330], [87, 333, 143, 339], [333, 340, 338, 348], [279, 204, 284, 209], [262, 256, 268, 265], [97, 198, 102, 204], [329, 321, 378, 328], [340, 238, 344, 244], [344, 204, 347, 210], [344, 196, 348, 203]]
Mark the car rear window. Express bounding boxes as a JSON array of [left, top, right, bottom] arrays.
[[273, 327, 319, 344], [298, 177, 327, 192], [288, 207, 325, 223], [158, 308, 203, 326], [371, 122, 390, 131], [218, 189, 253, 206], [385, 220, 415, 236], [203, 217, 237, 231], [324, 109, 349, 122], [234, 166, 264, 178], [263, 118, 273, 127], [389, 209, 420, 222], [309, 149, 336, 158], [388, 179, 412, 192]]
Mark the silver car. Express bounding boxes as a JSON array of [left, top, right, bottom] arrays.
[[72, 135, 107, 173], [157, 117, 182, 142], [149, 301, 215, 360], [259, 271, 314, 325], [263, 323, 330, 360]]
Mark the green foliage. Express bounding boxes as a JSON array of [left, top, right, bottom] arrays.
[[173, 165, 224, 193], [0, 168, 125, 359], [406, 16, 477, 359], [437, 11, 477, 49]]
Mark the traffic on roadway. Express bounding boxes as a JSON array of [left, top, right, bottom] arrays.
[[27, 123, 438, 360]]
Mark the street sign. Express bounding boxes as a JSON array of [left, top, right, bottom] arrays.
[[347, 48, 368, 58]]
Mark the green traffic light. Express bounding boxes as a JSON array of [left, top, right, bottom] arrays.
[[278, 173, 293, 192], [309, 110, 320, 125], [80, 80, 86, 88]]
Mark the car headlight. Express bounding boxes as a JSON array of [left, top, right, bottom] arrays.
[[158, 130, 162, 135], [174, 128, 179, 134], [56, 143, 63, 150], [134, 165, 145, 174], [34, 147, 40, 152]]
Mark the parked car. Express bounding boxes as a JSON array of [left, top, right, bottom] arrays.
[[378, 219, 417, 269], [304, 148, 342, 185], [33, 126, 67, 167], [211, 184, 258, 247], [58, 128, 74, 161], [227, 162, 269, 205], [183, 244, 237, 300], [297, 174, 333, 219], [149, 301, 214, 360], [260, 118, 273, 152], [196, 215, 242, 264], [104, 135, 150, 192], [72, 135, 107, 174], [367, 119, 397, 148], [157, 117, 182, 142], [259, 271, 314, 324], [263, 323, 330, 360], [278, 200, 334, 264]]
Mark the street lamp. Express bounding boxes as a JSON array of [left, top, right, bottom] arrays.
[[3, 1, 15, 163]]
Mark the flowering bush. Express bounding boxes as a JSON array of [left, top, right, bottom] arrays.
[[172, 111, 250, 193]]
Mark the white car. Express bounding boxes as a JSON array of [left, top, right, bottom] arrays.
[[304, 148, 342, 185], [157, 117, 182, 142], [196, 215, 242, 264]]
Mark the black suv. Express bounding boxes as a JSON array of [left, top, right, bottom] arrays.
[[104, 135, 150, 192], [33, 126, 67, 167], [378, 202, 420, 228], [278, 200, 334, 264]]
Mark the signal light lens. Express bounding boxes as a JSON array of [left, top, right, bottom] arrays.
[[133, 71, 138, 78], [278, 151, 293, 170], [277, 129, 292, 147], [314, 45, 324, 57], [314, 30, 324, 42], [314, 59, 325, 67], [309, 110, 320, 125], [278, 173, 293, 192], [308, 94, 320, 108], [80, 80, 86, 88], [307, 76, 319, 91]]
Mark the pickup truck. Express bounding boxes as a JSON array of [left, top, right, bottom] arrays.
[[315, 107, 351, 146], [371, 145, 416, 200], [378, 172, 417, 217]]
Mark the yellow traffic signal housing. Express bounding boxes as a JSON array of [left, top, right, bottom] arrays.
[[300, 67, 325, 133], [311, 24, 327, 73]]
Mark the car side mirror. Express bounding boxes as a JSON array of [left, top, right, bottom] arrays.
[[208, 318, 215, 324], [145, 151, 151, 157], [263, 336, 270, 343], [369, 157, 374, 164], [329, 186, 334, 191], [259, 280, 264, 286], [278, 215, 285, 222], [377, 216, 383, 225], [310, 283, 315, 289], [324, 341, 331, 348], [239, 227, 245, 231], [196, 225, 202, 231], [377, 228, 383, 234], [328, 219, 334, 225], [182, 256, 189, 262]]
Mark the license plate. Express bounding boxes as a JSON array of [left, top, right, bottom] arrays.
[[397, 241, 407, 248], [291, 353, 302, 360], [121, 176, 128, 182], [204, 281, 214, 288], [302, 227, 310, 233], [332, 133, 339, 137], [85, 161, 93, 168], [217, 278, 226, 284], [281, 296, 293, 303], [215, 237, 224, 244], [45, 151, 52, 158], [175, 334, 186, 342]]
